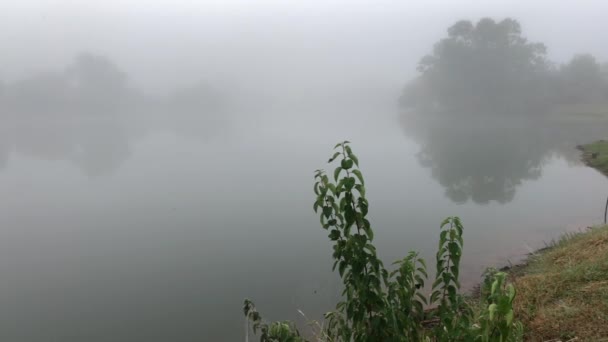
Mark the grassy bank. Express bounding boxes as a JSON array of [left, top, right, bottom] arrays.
[[507, 225, 608, 341], [578, 140, 608, 177]]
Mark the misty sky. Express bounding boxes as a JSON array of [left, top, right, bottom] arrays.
[[1, 0, 607, 95]]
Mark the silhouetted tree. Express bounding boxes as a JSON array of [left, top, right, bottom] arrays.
[[403, 18, 551, 114], [557, 54, 606, 104], [1, 53, 130, 115], [65, 53, 129, 111]]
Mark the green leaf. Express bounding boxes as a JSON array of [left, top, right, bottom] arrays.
[[364, 243, 376, 254], [447, 285, 456, 299], [323, 206, 332, 218], [350, 154, 359, 166], [505, 309, 514, 325], [352, 169, 364, 185], [439, 230, 448, 247], [334, 142, 342, 149], [333, 167, 342, 181], [327, 183, 337, 195], [344, 205, 355, 225], [354, 184, 366, 197], [363, 225, 374, 240], [331, 201, 339, 213], [491, 280, 498, 295], [321, 174, 329, 185], [416, 292, 428, 305], [339, 261, 347, 277], [341, 159, 354, 170], [328, 151, 341, 162], [507, 284, 516, 301], [430, 290, 441, 303], [488, 303, 497, 320], [448, 242, 461, 260], [320, 214, 327, 229], [442, 272, 451, 285], [436, 259, 445, 272], [450, 265, 459, 279], [358, 198, 368, 216], [344, 177, 356, 191], [432, 276, 443, 289], [345, 145, 352, 155]]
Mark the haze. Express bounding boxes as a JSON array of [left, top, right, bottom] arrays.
[[0, 1, 607, 341], [2, 0, 607, 97]]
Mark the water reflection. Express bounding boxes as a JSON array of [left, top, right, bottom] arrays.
[[400, 110, 608, 204], [0, 118, 131, 177]]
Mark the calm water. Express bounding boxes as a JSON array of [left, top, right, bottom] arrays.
[[0, 104, 606, 341]]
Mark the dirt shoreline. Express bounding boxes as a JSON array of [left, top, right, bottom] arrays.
[[481, 143, 608, 340], [577, 140, 608, 177]]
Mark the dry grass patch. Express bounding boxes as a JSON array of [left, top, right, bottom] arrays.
[[511, 226, 608, 341]]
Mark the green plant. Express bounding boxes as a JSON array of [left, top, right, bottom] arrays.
[[244, 141, 522, 342], [430, 217, 473, 341], [475, 272, 523, 342], [244, 299, 305, 342]]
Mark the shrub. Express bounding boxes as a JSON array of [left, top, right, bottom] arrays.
[[244, 141, 521, 341]]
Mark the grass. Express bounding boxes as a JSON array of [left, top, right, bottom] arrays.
[[578, 140, 608, 177], [508, 226, 608, 341]]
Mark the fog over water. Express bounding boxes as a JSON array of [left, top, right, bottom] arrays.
[[0, 1, 608, 341]]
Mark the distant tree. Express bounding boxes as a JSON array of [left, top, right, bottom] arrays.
[[2, 53, 131, 115], [4, 72, 71, 113], [399, 76, 435, 110], [65, 53, 129, 111], [558, 54, 606, 104], [403, 18, 551, 113]]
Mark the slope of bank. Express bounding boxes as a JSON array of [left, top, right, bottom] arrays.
[[493, 140, 608, 341], [509, 225, 608, 341], [578, 140, 608, 177]]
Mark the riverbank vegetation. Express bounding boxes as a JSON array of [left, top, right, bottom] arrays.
[[244, 142, 522, 341], [244, 142, 608, 341], [510, 225, 608, 341], [579, 140, 608, 177]]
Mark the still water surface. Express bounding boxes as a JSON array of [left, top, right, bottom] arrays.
[[0, 105, 606, 341]]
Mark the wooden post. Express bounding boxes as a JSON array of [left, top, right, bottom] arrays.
[[604, 195, 608, 224]]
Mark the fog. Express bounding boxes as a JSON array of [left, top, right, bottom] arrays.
[[2, 1, 607, 97], [1, 1, 608, 341]]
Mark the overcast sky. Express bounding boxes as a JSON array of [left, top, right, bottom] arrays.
[[1, 0, 607, 94]]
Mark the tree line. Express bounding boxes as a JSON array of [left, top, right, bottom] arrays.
[[400, 18, 608, 115], [0, 53, 224, 116]]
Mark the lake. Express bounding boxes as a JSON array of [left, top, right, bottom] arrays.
[[0, 102, 606, 341]]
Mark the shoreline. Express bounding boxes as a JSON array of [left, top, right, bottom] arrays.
[[486, 141, 608, 341], [577, 140, 608, 177]]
